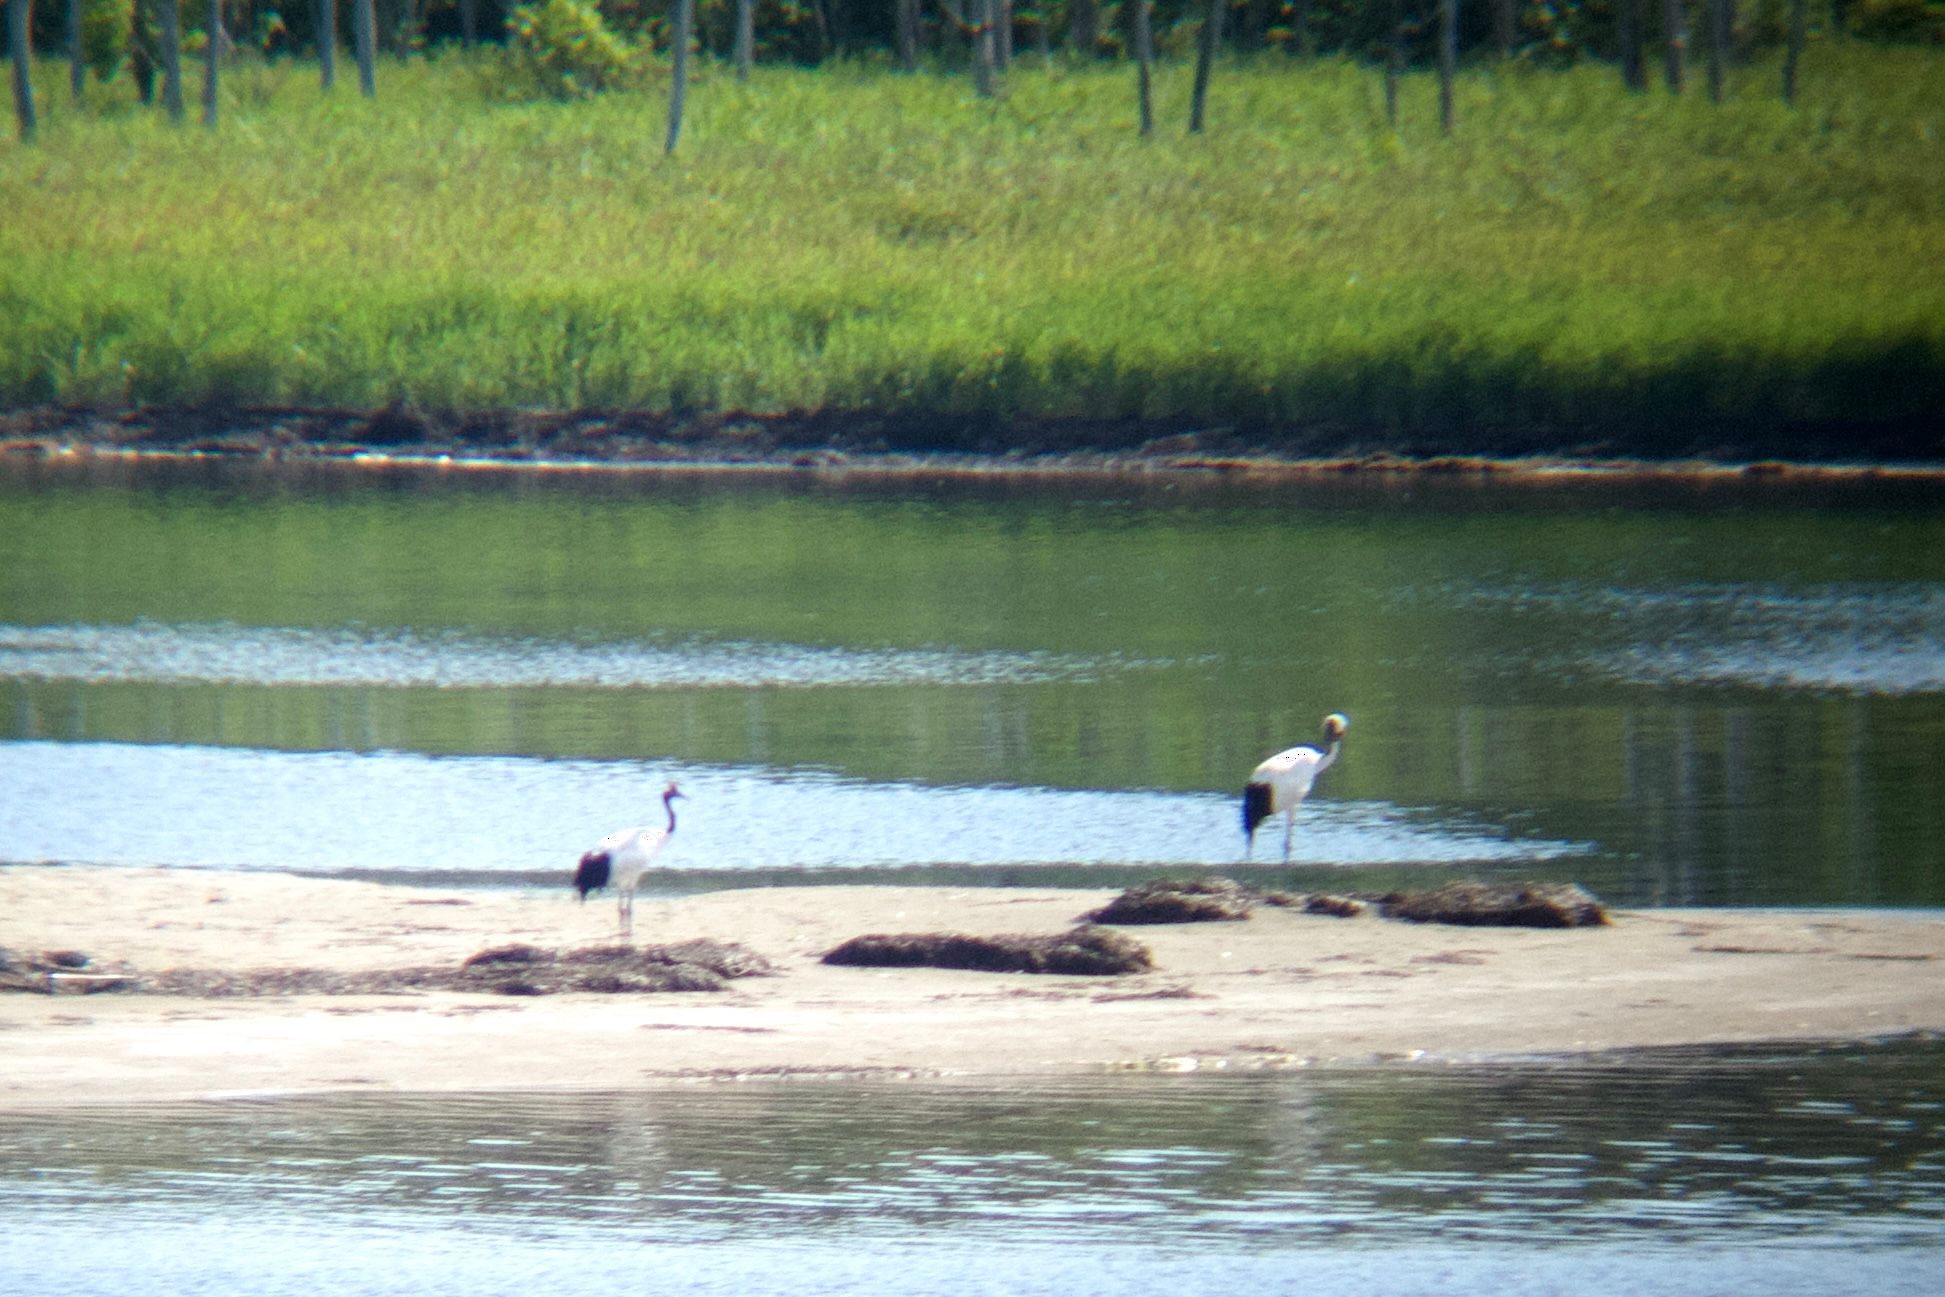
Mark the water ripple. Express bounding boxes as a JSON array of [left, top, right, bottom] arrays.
[[1455, 583, 1945, 696], [0, 622, 1128, 691]]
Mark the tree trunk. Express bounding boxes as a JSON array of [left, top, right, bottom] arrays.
[[666, 0, 693, 153], [459, 0, 475, 46], [737, 0, 756, 79], [132, 0, 155, 102], [894, 0, 917, 71], [1662, 0, 1685, 92], [158, 0, 186, 121], [203, 0, 220, 127], [1289, 0, 1314, 58], [68, 0, 85, 99], [1438, 0, 1457, 133], [353, 0, 376, 97], [1385, 0, 1404, 129], [1706, 0, 1727, 103], [807, 0, 829, 60], [972, 0, 996, 98], [1240, 0, 1269, 49], [1783, 0, 1807, 104], [997, 0, 1011, 68], [1132, 0, 1153, 136], [1491, 0, 1514, 57], [1188, 0, 1223, 134], [1068, 0, 1096, 56], [319, 0, 336, 91], [7, 0, 33, 141], [1618, 0, 1645, 91]]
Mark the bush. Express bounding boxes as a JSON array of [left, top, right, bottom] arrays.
[[502, 0, 642, 100], [82, 0, 136, 81], [1847, 0, 1945, 42]]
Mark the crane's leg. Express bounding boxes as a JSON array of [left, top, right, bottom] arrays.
[[619, 890, 633, 938], [1282, 809, 1295, 864]]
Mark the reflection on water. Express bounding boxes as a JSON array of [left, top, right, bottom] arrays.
[[2, 460, 1943, 905], [1, 1038, 1939, 1296]]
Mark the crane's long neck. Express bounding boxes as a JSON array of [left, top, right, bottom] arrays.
[[1315, 738, 1341, 776], [663, 794, 679, 834]]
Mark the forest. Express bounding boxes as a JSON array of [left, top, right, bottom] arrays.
[[4, 2, 1943, 460], [13, 0, 1945, 122]]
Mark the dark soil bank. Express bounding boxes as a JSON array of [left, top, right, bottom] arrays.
[[4, 405, 1943, 474]]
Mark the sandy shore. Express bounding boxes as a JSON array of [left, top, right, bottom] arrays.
[[3, 866, 1942, 1110], [10, 420, 1945, 484]]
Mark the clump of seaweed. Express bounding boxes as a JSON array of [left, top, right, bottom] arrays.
[[1085, 878, 1257, 925], [4, 940, 778, 998], [823, 926, 1154, 975], [1380, 882, 1611, 928], [1086, 877, 1605, 929], [1289, 893, 1370, 918]]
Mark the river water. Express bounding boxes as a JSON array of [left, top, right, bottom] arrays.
[[3, 456, 1943, 1294], [2, 1038, 1940, 1296], [3, 457, 1941, 903]]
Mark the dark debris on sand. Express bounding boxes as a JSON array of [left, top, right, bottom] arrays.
[[1379, 882, 1611, 928], [2, 940, 779, 998], [822, 926, 1155, 976], [1083, 878, 1258, 924], [1083, 876, 1607, 929], [1086, 877, 1374, 924], [0, 947, 142, 995]]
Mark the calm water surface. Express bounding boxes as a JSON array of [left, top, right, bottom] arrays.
[[2, 1038, 1939, 1296], [2, 458, 1943, 903]]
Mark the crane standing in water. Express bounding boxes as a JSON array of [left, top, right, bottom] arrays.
[[575, 782, 684, 936], [1242, 714, 1349, 862]]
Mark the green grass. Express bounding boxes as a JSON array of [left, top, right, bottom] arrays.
[[3, 44, 1943, 452]]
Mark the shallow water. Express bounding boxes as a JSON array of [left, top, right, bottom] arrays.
[[2, 1038, 1939, 1296], [2, 459, 1943, 904]]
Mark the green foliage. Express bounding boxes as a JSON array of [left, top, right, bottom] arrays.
[[81, 0, 135, 81], [1847, 0, 1945, 43], [1, 47, 1942, 447], [502, 0, 644, 100], [689, 0, 825, 62]]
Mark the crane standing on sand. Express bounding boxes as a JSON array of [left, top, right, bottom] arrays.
[[1242, 713, 1349, 862], [575, 782, 684, 936]]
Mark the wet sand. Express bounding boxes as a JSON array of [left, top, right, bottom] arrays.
[[8, 408, 1945, 483], [3, 866, 1941, 1110]]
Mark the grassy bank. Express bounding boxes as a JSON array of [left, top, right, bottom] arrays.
[[4, 45, 1943, 459]]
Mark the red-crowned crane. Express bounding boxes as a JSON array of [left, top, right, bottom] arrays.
[[1242, 713, 1348, 862], [575, 782, 684, 935]]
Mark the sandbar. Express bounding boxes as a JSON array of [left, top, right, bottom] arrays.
[[3, 865, 1941, 1110]]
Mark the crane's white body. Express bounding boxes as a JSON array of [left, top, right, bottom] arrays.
[[576, 784, 682, 935], [1243, 714, 1348, 862]]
